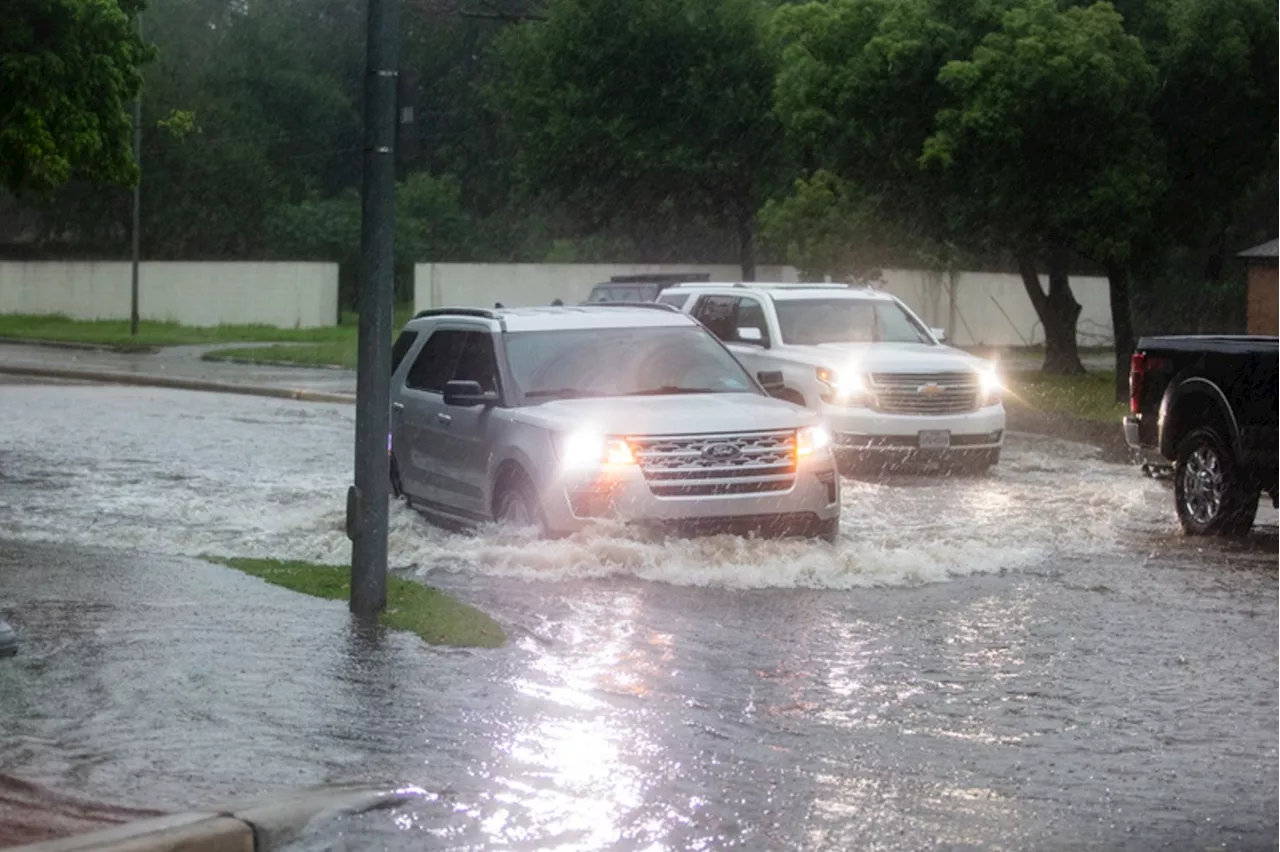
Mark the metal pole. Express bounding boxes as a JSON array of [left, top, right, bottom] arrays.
[[348, 0, 399, 618], [130, 12, 142, 337]]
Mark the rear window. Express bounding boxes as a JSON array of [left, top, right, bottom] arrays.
[[391, 330, 419, 374], [588, 284, 660, 302]]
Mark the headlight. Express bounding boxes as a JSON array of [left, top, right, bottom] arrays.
[[816, 367, 867, 403], [560, 431, 636, 469], [796, 425, 832, 458], [978, 366, 1003, 405]]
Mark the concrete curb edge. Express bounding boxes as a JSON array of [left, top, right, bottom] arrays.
[[4, 785, 418, 852], [0, 365, 356, 405]]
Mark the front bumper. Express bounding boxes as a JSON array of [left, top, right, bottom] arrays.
[[542, 454, 841, 536], [822, 402, 1006, 455]]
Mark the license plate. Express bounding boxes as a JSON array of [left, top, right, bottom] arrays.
[[918, 430, 951, 450]]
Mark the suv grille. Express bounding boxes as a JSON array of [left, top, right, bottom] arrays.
[[869, 371, 980, 415], [630, 431, 796, 497]]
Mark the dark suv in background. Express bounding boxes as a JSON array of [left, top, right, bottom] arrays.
[[584, 273, 710, 304]]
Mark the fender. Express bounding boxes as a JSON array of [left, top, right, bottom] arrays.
[[1158, 375, 1243, 460], [486, 442, 545, 520]]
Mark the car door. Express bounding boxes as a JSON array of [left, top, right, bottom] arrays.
[[398, 328, 465, 508], [692, 294, 770, 377], [436, 330, 505, 519]]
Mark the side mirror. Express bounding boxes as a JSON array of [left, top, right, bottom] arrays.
[[930, 327, 947, 343], [443, 380, 498, 407], [757, 370, 785, 393], [737, 326, 765, 344]]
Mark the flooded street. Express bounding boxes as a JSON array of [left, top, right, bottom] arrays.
[[1, 384, 1276, 850]]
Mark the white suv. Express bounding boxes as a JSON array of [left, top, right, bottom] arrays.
[[389, 304, 841, 540], [663, 283, 1006, 471]]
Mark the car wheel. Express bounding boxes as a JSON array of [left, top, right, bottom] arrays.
[[1174, 426, 1258, 536], [389, 453, 404, 499], [816, 517, 840, 544], [494, 473, 547, 535]]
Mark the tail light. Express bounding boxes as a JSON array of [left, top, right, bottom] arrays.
[[1129, 353, 1145, 414]]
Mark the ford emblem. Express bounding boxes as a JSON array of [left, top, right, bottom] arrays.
[[703, 442, 741, 460]]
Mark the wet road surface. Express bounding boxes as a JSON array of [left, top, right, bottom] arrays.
[[0, 383, 1275, 850]]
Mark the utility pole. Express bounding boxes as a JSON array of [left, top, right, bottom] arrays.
[[130, 12, 143, 337], [348, 0, 400, 619]]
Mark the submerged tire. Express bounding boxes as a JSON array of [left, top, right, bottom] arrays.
[[494, 472, 547, 535], [1174, 426, 1258, 536], [389, 453, 404, 499], [816, 517, 840, 545]]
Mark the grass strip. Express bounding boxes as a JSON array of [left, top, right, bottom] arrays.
[[214, 557, 505, 648], [1007, 370, 1128, 424]]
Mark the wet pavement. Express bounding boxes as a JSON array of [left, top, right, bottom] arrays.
[[0, 383, 1276, 850]]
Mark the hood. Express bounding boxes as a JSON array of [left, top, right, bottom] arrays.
[[788, 341, 995, 374], [512, 392, 820, 437]]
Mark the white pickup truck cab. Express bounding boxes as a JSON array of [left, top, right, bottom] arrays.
[[661, 283, 1006, 472]]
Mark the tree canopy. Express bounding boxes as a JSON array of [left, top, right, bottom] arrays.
[[0, 0, 152, 195]]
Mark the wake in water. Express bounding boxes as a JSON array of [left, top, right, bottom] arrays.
[[0, 384, 1166, 589]]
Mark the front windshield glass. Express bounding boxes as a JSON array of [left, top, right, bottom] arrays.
[[504, 326, 757, 401], [775, 298, 934, 345]]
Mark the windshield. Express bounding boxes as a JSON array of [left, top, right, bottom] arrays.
[[504, 326, 758, 401], [775, 298, 934, 345]]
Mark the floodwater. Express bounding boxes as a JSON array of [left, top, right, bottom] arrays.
[[0, 384, 1276, 850]]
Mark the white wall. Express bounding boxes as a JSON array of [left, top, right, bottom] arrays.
[[414, 262, 1115, 348], [414, 263, 799, 312], [0, 261, 338, 328], [875, 268, 1113, 348]]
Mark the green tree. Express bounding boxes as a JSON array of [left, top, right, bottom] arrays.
[[0, 0, 152, 195], [492, 0, 786, 278], [922, 0, 1159, 374], [773, 0, 1160, 374]]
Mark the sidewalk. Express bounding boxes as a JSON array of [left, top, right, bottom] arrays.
[[0, 343, 355, 403]]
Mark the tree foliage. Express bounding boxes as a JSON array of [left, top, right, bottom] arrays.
[[0, 0, 152, 196], [492, 0, 786, 276]]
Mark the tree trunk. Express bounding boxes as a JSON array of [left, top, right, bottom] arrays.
[[1016, 251, 1085, 374], [737, 209, 756, 282], [1107, 263, 1136, 403]]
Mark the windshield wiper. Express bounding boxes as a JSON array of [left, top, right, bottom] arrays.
[[522, 388, 608, 399], [623, 386, 720, 396]]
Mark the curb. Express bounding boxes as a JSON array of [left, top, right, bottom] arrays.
[[201, 354, 350, 372], [0, 365, 355, 405], [5, 784, 418, 852], [0, 337, 156, 354]]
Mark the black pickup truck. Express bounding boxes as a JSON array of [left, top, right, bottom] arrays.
[[1124, 335, 1278, 535]]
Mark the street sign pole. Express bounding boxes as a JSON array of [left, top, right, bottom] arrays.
[[349, 0, 400, 619]]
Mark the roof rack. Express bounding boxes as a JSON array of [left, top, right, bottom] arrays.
[[412, 307, 500, 320], [577, 301, 681, 312], [666, 281, 874, 290]]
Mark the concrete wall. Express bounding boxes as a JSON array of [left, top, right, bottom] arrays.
[[0, 261, 339, 327], [414, 262, 1114, 348], [414, 263, 800, 312], [874, 267, 1113, 348]]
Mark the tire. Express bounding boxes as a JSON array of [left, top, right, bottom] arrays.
[[494, 472, 547, 535], [389, 453, 404, 499], [816, 517, 840, 545], [1174, 426, 1258, 536]]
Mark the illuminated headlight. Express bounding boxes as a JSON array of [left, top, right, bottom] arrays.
[[796, 425, 833, 458], [978, 366, 1004, 405], [559, 431, 636, 470], [817, 367, 867, 404]]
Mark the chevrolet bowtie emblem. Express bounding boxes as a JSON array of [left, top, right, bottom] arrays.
[[918, 382, 943, 395]]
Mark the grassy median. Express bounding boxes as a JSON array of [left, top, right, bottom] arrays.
[[1006, 370, 1127, 424], [215, 557, 505, 648], [0, 309, 413, 363]]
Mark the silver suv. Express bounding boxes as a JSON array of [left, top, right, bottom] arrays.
[[388, 305, 841, 540]]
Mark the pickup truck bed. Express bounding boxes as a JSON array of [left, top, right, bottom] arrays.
[[1123, 334, 1278, 535]]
